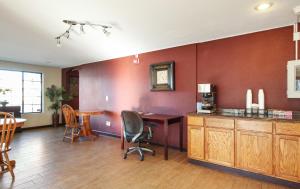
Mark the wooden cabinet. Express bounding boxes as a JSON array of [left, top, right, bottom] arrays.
[[236, 130, 273, 174], [275, 122, 300, 182], [205, 117, 235, 167], [205, 128, 234, 166], [187, 115, 300, 183], [275, 135, 300, 182], [236, 120, 273, 175], [187, 116, 204, 160], [188, 126, 204, 160]]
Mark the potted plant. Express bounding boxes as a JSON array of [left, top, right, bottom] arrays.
[[0, 88, 12, 107], [45, 85, 71, 127]]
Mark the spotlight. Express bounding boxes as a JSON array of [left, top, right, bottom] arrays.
[[103, 28, 110, 36], [65, 31, 70, 39], [80, 24, 85, 34], [56, 37, 61, 47]]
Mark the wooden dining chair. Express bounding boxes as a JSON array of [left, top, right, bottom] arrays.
[[0, 112, 17, 179], [61, 104, 81, 143]]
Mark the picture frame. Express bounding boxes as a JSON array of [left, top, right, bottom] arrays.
[[150, 61, 175, 91], [69, 76, 79, 97]]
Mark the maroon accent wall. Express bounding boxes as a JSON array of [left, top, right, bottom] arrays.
[[62, 25, 300, 149], [78, 45, 197, 148], [197, 26, 300, 110]]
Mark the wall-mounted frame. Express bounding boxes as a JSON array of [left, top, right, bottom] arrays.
[[69, 76, 79, 97], [287, 60, 300, 98], [150, 61, 175, 91]]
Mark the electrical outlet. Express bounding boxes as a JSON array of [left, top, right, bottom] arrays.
[[105, 96, 109, 101], [105, 121, 111, 127]]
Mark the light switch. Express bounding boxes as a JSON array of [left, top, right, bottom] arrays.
[[105, 96, 109, 101], [105, 121, 111, 127]]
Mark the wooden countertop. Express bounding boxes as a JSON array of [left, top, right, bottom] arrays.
[[188, 112, 300, 122]]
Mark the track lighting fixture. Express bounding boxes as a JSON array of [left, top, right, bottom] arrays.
[[56, 37, 61, 47], [55, 20, 112, 47], [80, 24, 85, 34], [133, 54, 140, 64]]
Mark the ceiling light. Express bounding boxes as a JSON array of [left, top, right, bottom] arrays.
[[80, 24, 85, 33], [133, 54, 140, 64], [55, 20, 112, 47], [255, 2, 273, 11], [56, 37, 61, 47]]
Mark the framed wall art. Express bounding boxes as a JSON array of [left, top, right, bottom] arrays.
[[150, 61, 175, 91]]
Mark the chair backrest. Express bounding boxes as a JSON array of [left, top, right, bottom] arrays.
[[0, 112, 17, 151], [121, 111, 143, 141], [62, 104, 78, 128]]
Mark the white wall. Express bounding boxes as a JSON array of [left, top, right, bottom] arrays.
[[0, 61, 61, 128]]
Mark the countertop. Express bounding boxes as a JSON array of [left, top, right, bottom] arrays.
[[188, 112, 300, 122]]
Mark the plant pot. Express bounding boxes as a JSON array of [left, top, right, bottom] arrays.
[[52, 113, 59, 127]]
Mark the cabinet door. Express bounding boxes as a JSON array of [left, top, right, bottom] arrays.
[[188, 126, 204, 160], [205, 128, 234, 167], [275, 135, 300, 182], [236, 131, 273, 174]]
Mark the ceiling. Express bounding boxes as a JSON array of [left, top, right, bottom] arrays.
[[0, 0, 299, 68]]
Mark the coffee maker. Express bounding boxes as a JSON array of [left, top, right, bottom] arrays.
[[197, 84, 216, 113]]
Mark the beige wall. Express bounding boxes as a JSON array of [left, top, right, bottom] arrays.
[[0, 61, 61, 128]]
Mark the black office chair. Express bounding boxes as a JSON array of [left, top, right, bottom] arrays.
[[121, 111, 155, 161]]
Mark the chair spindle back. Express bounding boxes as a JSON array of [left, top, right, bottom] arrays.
[[62, 104, 78, 128], [0, 112, 17, 151]]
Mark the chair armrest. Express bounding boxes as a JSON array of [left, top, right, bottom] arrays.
[[131, 133, 142, 143]]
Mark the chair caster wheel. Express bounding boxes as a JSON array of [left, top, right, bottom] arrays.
[[140, 156, 144, 161], [152, 150, 155, 156], [123, 154, 127, 159]]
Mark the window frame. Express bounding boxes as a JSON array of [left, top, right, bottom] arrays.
[[0, 69, 43, 114]]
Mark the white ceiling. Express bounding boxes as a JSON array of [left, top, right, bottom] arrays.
[[0, 0, 299, 68]]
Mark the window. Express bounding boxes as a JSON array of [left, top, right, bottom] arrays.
[[0, 70, 42, 113]]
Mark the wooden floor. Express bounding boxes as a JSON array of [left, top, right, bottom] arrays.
[[0, 127, 293, 189]]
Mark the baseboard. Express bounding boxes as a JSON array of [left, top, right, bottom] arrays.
[[22, 124, 64, 130], [189, 159, 300, 189], [92, 130, 187, 151], [92, 130, 121, 138]]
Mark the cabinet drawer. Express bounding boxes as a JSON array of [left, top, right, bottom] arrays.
[[206, 117, 234, 129], [276, 122, 300, 136], [236, 120, 272, 133], [188, 116, 203, 126]]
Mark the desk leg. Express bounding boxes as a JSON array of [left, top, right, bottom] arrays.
[[121, 126, 124, 150], [179, 117, 183, 152], [164, 120, 168, 160]]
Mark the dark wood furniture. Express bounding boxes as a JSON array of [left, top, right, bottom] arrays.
[[121, 113, 183, 160], [0, 106, 21, 118]]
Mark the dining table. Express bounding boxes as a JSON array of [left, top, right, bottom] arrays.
[[0, 118, 27, 129], [75, 110, 105, 139], [0, 118, 26, 169]]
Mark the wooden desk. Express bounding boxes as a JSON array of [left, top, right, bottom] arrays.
[[121, 113, 183, 160], [0, 118, 26, 128], [75, 110, 104, 138]]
